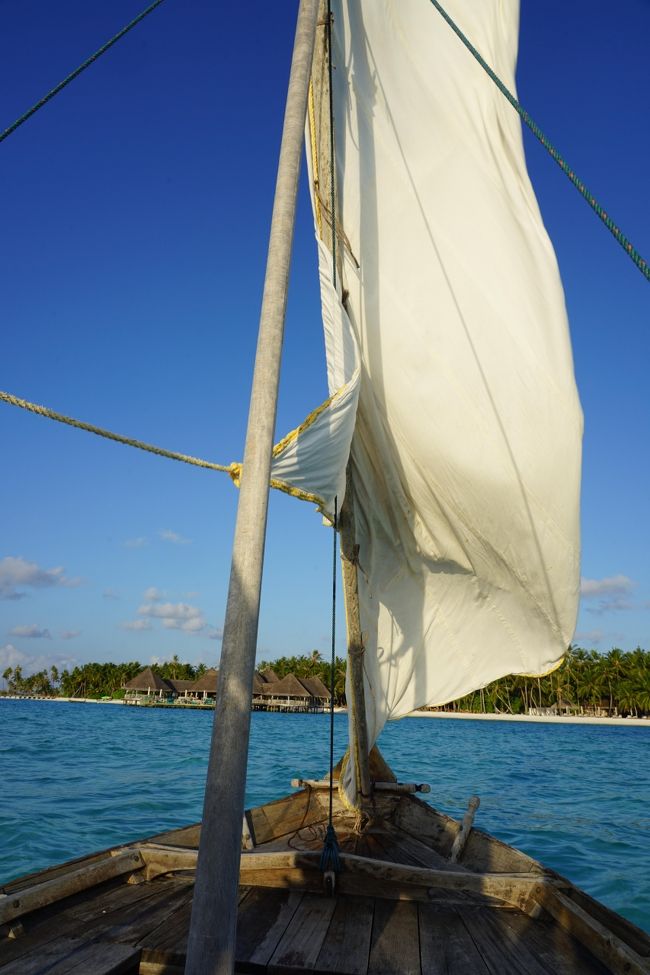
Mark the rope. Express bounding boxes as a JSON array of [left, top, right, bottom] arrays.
[[429, 0, 649, 283], [0, 390, 232, 474], [0, 0, 166, 145]]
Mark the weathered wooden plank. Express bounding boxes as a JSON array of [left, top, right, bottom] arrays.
[[418, 904, 490, 975], [392, 798, 459, 859], [372, 824, 466, 872], [141, 823, 201, 850], [393, 798, 543, 876], [461, 909, 550, 975], [236, 888, 304, 969], [461, 830, 543, 876], [314, 896, 373, 974], [368, 899, 420, 975], [268, 893, 337, 972], [535, 886, 649, 975], [104, 883, 193, 946], [0, 878, 180, 967], [0, 851, 145, 926], [247, 790, 328, 847], [495, 911, 610, 975], [0, 938, 140, 975]]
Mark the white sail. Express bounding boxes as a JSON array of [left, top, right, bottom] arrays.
[[278, 0, 582, 801]]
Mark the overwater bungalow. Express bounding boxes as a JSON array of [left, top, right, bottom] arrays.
[[182, 668, 218, 704], [123, 667, 173, 704], [254, 673, 326, 712], [297, 675, 331, 707], [122, 665, 329, 711]]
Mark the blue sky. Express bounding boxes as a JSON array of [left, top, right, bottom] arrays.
[[1, 0, 648, 681]]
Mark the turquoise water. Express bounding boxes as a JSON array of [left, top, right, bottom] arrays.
[[0, 699, 648, 933]]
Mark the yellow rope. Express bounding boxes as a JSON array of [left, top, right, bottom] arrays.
[[0, 389, 236, 476], [308, 80, 322, 237]]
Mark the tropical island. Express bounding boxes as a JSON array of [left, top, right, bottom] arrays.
[[2, 645, 650, 717]]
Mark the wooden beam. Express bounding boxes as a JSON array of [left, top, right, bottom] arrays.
[[136, 844, 545, 913], [339, 470, 373, 804], [0, 850, 145, 926], [534, 886, 650, 975], [291, 778, 430, 794], [450, 795, 480, 863]]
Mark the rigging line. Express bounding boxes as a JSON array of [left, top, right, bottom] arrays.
[[429, 0, 649, 283], [0, 390, 231, 474], [0, 0, 166, 145]]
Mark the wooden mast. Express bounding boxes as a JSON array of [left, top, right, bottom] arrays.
[[184, 3, 319, 973], [309, 2, 372, 806]]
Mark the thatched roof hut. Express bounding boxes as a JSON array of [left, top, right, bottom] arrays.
[[259, 668, 279, 683], [187, 668, 219, 695], [298, 676, 331, 700], [252, 672, 269, 695], [267, 674, 313, 699], [166, 678, 195, 694], [123, 667, 172, 694]]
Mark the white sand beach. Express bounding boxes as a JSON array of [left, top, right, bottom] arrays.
[[406, 710, 650, 727]]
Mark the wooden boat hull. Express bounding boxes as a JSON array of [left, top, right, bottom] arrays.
[[1, 789, 648, 974]]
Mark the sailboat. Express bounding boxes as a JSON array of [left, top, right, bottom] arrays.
[[1, 1, 649, 973]]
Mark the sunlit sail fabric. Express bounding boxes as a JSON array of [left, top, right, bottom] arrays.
[[279, 0, 582, 803], [320, 0, 582, 799], [268, 239, 360, 517]]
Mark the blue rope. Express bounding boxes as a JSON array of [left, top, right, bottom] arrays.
[[0, 0, 166, 145]]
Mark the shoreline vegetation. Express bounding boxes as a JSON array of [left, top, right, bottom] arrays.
[[3, 645, 650, 720]]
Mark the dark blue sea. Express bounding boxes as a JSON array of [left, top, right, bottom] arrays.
[[0, 699, 648, 933]]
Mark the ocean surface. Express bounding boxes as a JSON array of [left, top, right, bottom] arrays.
[[0, 699, 648, 933]]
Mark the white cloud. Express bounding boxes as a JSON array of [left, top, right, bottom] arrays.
[[0, 643, 78, 677], [143, 586, 164, 602], [61, 630, 81, 640], [581, 575, 636, 616], [121, 619, 152, 632], [159, 529, 191, 545], [162, 617, 205, 632], [102, 588, 120, 600], [139, 601, 202, 621], [0, 556, 80, 601], [136, 599, 219, 638], [580, 575, 634, 597], [574, 629, 603, 645], [0, 643, 27, 671], [9, 624, 52, 639], [123, 537, 148, 549]]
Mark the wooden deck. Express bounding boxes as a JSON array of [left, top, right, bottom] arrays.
[[1, 790, 647, 975], [0, 875, 612, 974]]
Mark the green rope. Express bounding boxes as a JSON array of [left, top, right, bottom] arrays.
[[0, 0, 166, 145], [429, 0, 649, 283], [0, 390, 231, 474]]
